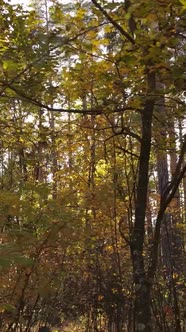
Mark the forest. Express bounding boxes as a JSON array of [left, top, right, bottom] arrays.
[[0, 0, 185, 331]]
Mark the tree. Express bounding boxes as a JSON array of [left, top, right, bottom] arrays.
[[0, 0, 185, 331]]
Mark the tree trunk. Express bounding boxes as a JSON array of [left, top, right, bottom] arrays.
[[131, 69, 155, 332]]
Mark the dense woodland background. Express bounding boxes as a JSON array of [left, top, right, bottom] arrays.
[[0, 0, 185, 331]]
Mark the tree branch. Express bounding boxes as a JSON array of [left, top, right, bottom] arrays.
[[147, 137, 186, 282], [5, 84, 136, 115], [0, 22, 108, 97], [116, 145, 139, 159], [162, 136, 186, 199], [91, 0, 135, 45]]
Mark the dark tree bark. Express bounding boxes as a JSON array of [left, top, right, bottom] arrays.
[[38, 327, 50, 332], [130, 70, 186, 331], [130, 70, 156, 332]]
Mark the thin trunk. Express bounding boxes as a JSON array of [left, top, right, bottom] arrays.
[[147, 138, 186, 329], [179, 120, 186, 223], [131, 70, 156, 332], [154, 86, 182, 330], [35, 110, 44, 182], [168, 120, 184, 273], [146, 194, 153, 243], [49, 111, 58, 198]]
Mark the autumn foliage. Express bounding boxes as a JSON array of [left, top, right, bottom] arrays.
[[0, 0, 185, 331]]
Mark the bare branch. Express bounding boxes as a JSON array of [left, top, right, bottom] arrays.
[[116, 145, 139, 158]]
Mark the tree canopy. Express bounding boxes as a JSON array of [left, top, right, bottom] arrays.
[[0, 0, 185, 331]]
